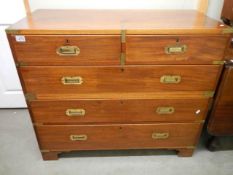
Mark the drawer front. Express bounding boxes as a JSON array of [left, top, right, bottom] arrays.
[[19, 65, 221, 95], [30, 99, 209, 124], [126, 35, 228, 64], [10, 35, 121, 66], [35, 123, 202, 150]]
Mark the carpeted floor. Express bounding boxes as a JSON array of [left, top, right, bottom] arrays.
[[0, 109, 233, 175]]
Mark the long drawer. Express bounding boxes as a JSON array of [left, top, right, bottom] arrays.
[[30, 99, 209, 124], [126, 35, 228, 64], [35, 123, 202, 150], [19, 65, 221, 95], [10, 35, 121, 66]]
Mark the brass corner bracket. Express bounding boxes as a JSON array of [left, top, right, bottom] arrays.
[[222, 27, 233, 34], [16, 62, 28, 67], [203, 91, 215, 98], [25, 93, 36, 101], [212, 60, 225, 65]]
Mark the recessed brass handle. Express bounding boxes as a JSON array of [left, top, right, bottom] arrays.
[[61, 76, 83, 85], [66, 109, 85, 117], [70, 135, 87, 141], [156, 107, 175, 115], [56, 46, 80, 56], [165, 44, 187, 54], [160, 75, 181, 84], [152, 132, 169, 139]]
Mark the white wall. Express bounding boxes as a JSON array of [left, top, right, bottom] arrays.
[[29, 0, 224, 20], [207, 0, 224, 20], [0, 0, 26, 24], [0, 0, 27, 108], [29, 0, 199, 10]]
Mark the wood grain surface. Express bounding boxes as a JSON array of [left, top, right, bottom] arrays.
[[6, 9, 229, 35], [19, 65, 221, 95], [11, 35, 121, 66], [35, 123, 202, 150], [126, 35, 228, 64], [30, 98, 209, 124]]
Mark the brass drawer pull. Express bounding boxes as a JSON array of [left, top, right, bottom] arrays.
[[160, 75, 181, 84], [152, 132, 169, 139], [165, 44, 187, 54], [66, 109, 85, 117], [57, 46, 80, 56], [70, 135, 87, 141], [156, 107, 175, 115], [61, 76, 83, 85]]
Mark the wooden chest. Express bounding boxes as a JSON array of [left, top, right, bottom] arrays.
[[6, 10, 232, 160]]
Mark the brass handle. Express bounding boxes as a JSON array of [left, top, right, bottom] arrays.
[[165, 44, 187, 54], [57, 46, 80, 56], [70, 135, 87, 141], [152, 132, 169, 139], [156, 107, 175, 115], [160, 75, 181, 84], [61, 76, 83, 85], [66, 109, 85, 117]]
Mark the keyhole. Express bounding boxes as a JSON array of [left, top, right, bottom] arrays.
[[65, 39, 70, 45]]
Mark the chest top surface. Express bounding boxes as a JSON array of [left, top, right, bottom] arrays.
[[6, 9, 232, 35]]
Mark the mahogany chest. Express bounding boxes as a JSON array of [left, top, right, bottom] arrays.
[[6, 10, 232, 160]]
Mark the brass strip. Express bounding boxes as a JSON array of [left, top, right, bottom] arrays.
[[120, 53, 125, 66], [5, 29, 20, 34], [121, 30, 126, 43], [120, 30, 126, 66]]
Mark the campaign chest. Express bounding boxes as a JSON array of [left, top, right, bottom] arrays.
[[6, 10, 232, 160]]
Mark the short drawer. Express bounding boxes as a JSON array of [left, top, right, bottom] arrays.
[[30, 99, 209, 124], [19, 65, 221, 95], [35, 123, 202, 150], [10, 35, 121, 66], [126, 35, 228, 64]]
